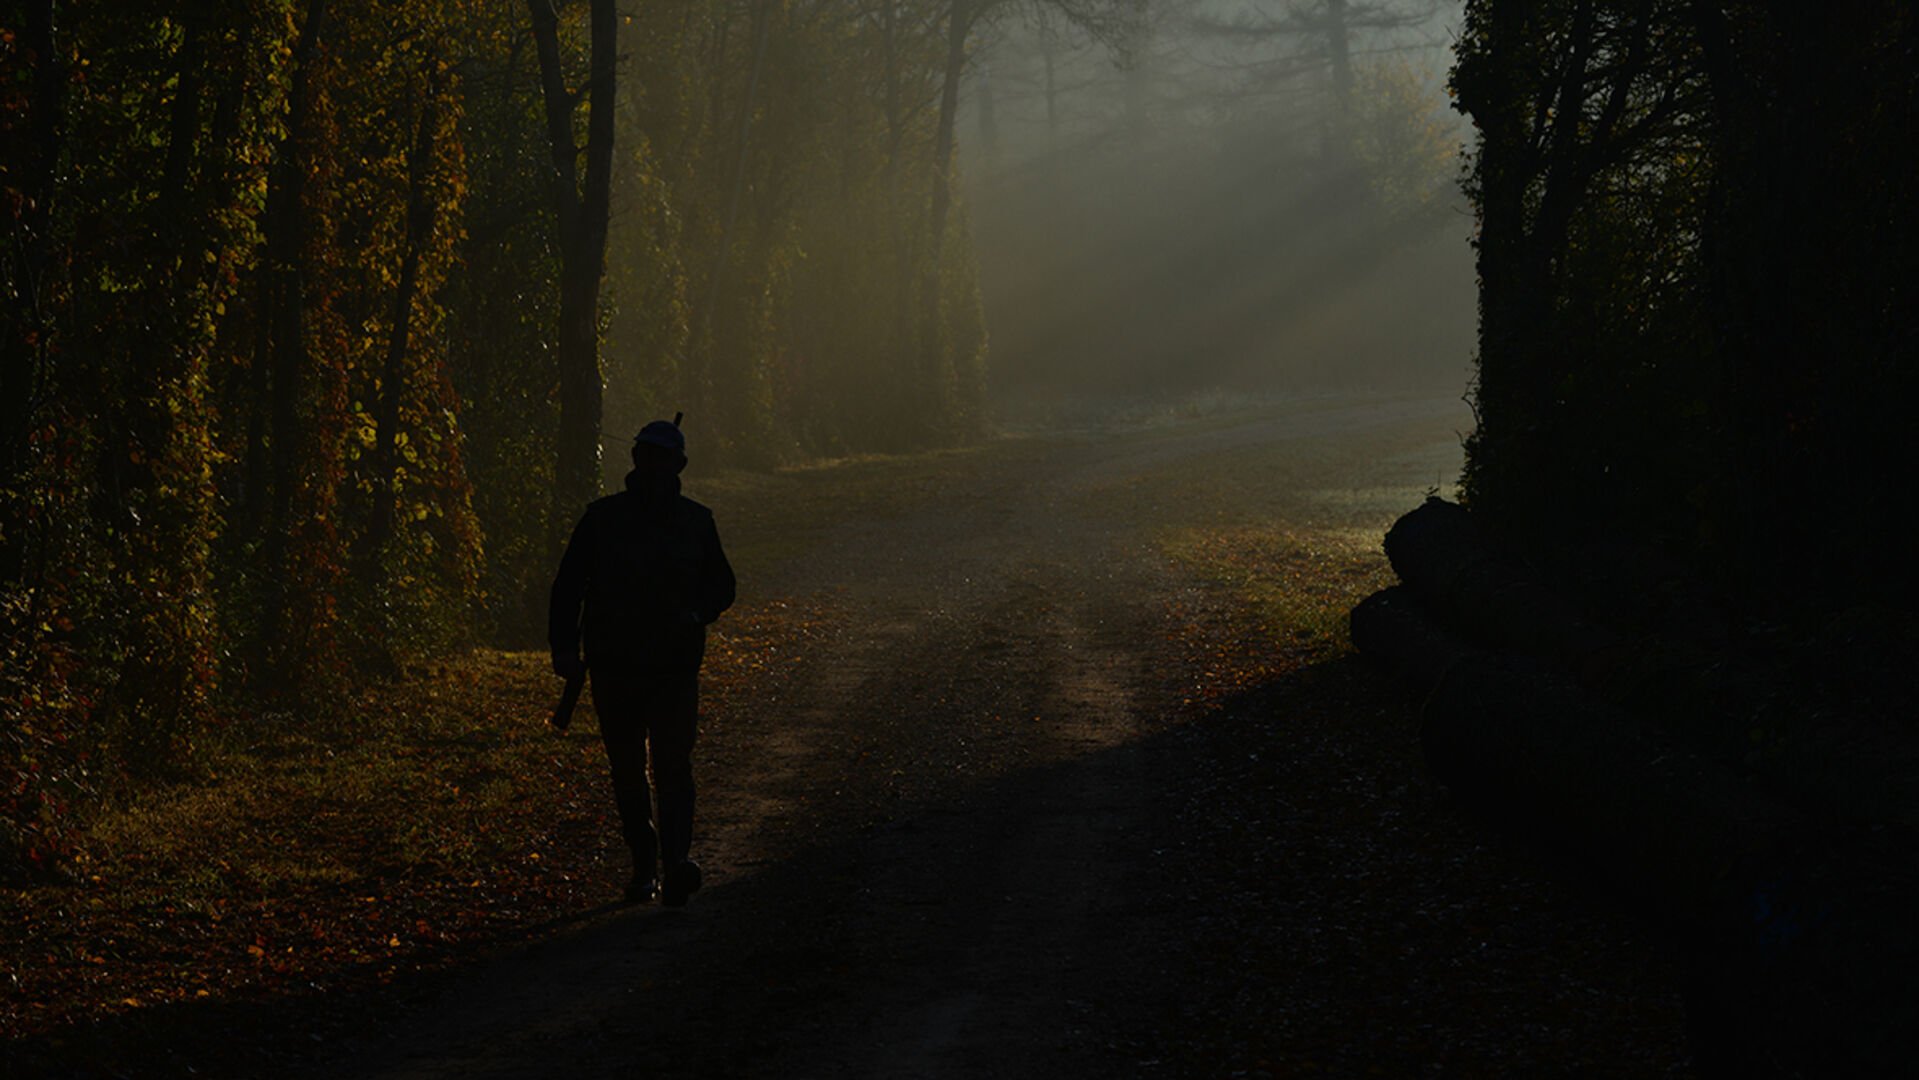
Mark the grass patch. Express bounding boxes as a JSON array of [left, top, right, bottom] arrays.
[[1163, 525, 1397, 659]]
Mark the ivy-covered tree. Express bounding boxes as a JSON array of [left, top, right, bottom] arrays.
[[0, 0, 1019, 875], [1451, 0, 1919, 613]]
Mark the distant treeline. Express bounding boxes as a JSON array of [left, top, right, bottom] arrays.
[[0, 0, 1022, 871], [1452, 1, 1919, 611]]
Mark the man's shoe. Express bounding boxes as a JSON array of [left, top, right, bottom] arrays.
[[624, 872, 658, 905], [660, 860, 701, 908]]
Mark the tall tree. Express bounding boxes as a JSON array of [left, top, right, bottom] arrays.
[[250, 0, 327, 545], [364, 81, 444, 561], [918, 0, 974, 420], [1453, 0, 1694, 525], [528, 0, 618, 550]]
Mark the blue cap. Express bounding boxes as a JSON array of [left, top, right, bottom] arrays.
[[635, 419, 685, 455]]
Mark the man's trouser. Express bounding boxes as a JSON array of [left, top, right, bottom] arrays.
[[589, 666, 698, 876]]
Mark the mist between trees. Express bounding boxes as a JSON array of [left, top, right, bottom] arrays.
[[966, 0, 1471, 415], [0, 0, 1466, 873]]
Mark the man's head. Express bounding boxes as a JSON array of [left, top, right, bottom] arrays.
[[631, 418, 687, 477]]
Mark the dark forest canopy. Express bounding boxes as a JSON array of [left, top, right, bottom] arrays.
[[1450, 0, 1919, 614]]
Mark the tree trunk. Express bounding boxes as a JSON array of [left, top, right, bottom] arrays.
[[925, 0, 969, 289], [695, 0, 771, 436], [1457, 0, 1541, 519], [1325, 0, 1352, 116], [917, 0, 970, 430], [529, 0, 618, 553], [246, 0, 326, 543], [365, 89, 440, 563], [121, 20, 211, 505], [528, 0, 580, 239], [879, 1, 914, 376]]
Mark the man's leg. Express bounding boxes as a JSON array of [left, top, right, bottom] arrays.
[[592, 672, 659, 891], [647, 673, 700, 902]]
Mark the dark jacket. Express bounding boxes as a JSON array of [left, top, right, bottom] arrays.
[[548, 471, 736, 670]]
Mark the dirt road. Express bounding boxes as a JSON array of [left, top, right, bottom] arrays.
[[322, 395, 1690, 1078]]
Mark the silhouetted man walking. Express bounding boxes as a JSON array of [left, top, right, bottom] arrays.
[[549, 418, 735, 906]]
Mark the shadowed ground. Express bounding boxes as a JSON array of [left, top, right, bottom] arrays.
[[319, 394, 1686, 1078], [10, 394, 1691, 1077]]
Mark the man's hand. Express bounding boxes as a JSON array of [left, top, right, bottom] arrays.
[[552, 653, 587, 682]]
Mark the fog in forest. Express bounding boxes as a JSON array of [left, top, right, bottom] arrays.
[[23, 6, 1919, 1069], [586, 0, 1475, 456], [959, 0, 1473, 422]]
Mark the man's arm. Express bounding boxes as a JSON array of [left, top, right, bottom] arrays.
[[547, 509, 594, 676]]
